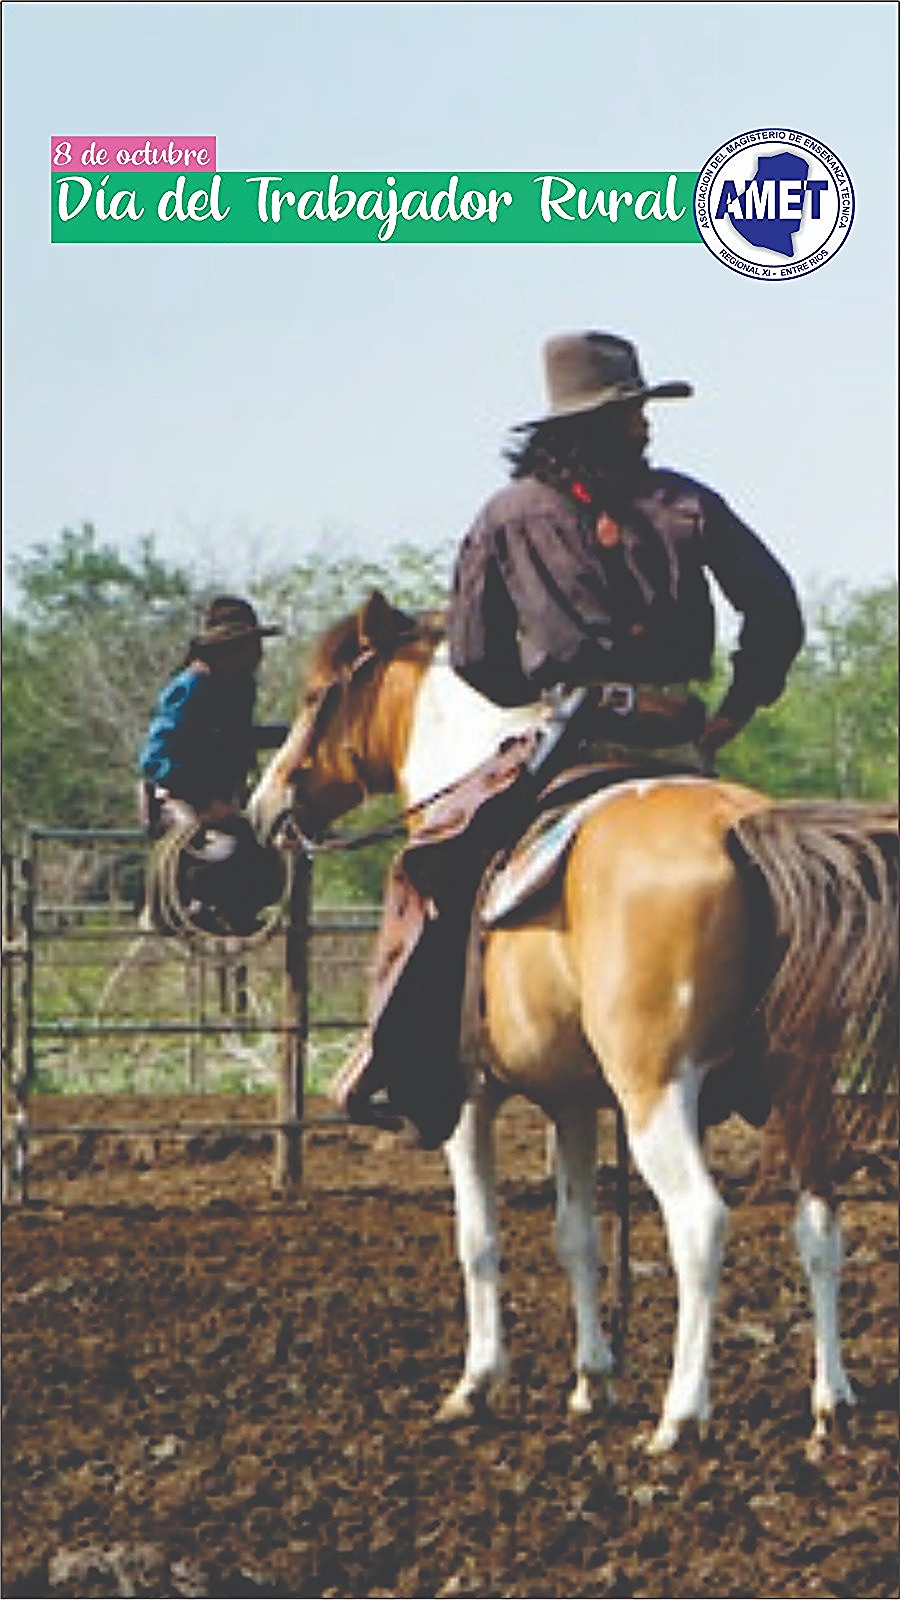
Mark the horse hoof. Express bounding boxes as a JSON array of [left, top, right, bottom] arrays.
[[568, 1373, 617, 1418], [806, 1403, 853, 1464], [805, 1433, 827, 1466], [642, 1416, 709, 1456], [643, 1421, 679, 1456], [434, 1385, 491, 1427], [435, 1395, 471, 1426]]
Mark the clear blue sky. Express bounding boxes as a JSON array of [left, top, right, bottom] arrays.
[[2, 1, 897, 609]]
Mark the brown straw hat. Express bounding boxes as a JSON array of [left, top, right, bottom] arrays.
[[194, 596, 281, 647], [530, 332, 693, 423]]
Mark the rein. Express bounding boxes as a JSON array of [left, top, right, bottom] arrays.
[[311, 761, 487, 855], [284, 754, 476, 859], [311, 814, 408, 855]]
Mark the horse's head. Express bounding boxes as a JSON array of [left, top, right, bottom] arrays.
[[249, 590, 434, 849]]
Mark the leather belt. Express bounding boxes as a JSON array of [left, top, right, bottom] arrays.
[[582, 683, 706, 745], [592, 681, 691, 715]]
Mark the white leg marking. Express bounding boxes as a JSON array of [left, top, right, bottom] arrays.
[[628, 1066, 728, 1452], [553, 1105, 615, 1415], [793, 1191, 855, 1431], [438, 1095, 508, 1420]]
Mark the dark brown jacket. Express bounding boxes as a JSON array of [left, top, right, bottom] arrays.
[[448, 470, 804, 722]]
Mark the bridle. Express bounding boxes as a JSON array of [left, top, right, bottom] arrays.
[[262, 629, 485, 857], [264, 644, 388, 850]]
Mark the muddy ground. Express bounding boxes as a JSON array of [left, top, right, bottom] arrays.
[[2, 1095, 898, 1599]]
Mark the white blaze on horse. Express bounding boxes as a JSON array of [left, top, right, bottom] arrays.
[[250, 592, 898, 1456]]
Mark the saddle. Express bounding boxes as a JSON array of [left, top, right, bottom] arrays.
[[333, 694, 705, 1147]]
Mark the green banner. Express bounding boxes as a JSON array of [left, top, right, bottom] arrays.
[[51, 170, 701, 244]]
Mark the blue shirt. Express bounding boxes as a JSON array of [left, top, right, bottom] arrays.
[[139, 667, 257, 809]]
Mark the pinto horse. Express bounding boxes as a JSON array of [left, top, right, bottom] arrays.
[[250, 592, 897, 1455]]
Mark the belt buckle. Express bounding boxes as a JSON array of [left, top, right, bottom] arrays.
[[600, 682, 636, 716]]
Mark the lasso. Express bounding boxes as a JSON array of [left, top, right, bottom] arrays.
[[145, 820, 293, 952]]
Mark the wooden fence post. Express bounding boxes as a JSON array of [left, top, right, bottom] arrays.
[[1, 851, 17, 1204], [273, 853, 310, 1193]]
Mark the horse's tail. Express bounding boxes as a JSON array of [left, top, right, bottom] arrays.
[[728, 800, 898, 1167]]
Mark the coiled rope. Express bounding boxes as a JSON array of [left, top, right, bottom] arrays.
[[145, 822, 294, 952]]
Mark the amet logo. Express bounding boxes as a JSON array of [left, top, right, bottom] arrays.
[[716, 179, 828, 221], [694, 132, 854, 281]]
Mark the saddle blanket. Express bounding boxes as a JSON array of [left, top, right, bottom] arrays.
[[481, 774, 708, 927]]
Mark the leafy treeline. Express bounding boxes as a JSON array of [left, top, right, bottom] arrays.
[[2, 525, 897, 893]]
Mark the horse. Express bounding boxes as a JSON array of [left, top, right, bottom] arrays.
[[249, 591, 898, 1456]]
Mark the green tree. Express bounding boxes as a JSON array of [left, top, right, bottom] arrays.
[[717, 581, 898, 799], [12, 523, 193, 620], [251, 542, 451, 723], [4, 528, 894, 902], [2, 525, 200, 843]]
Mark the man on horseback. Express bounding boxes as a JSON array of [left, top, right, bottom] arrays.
[[337, 333, 804, 1143], [248, 345, 893, 1448], [449, 331, 804, 769], [139, 595, 287, 933]]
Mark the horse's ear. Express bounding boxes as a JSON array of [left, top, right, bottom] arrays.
[[358, 590, 416, 654]]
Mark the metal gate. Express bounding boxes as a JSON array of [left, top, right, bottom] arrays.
[[2, 822, 632, 1348], [1, 826, 380, 1202]]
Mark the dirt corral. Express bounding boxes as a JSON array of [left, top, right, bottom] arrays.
[[2, 1095, 898, 1599]]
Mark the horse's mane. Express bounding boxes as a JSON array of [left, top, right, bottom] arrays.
[[308, 601, 446, 679]]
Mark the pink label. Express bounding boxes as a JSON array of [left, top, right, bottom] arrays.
[[51, 137, 217, 171]]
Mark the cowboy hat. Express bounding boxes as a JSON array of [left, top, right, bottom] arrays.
[[531, 331, 693, 422], [194, 596, 281, 647]]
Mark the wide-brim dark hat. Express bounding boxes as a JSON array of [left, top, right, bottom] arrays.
[[529, 331, 693, 423], [194, 596, 281, 647]]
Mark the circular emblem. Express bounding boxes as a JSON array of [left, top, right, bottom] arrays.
[[694, 129, 854, 280]]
